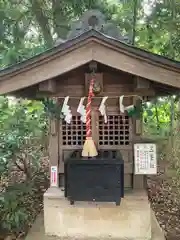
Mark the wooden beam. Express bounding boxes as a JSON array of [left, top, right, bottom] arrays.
[[39, 79, 56, 93], [49, 119, 59, 187], [53, 90, 156, 98], [132, 97, 145, 190], [85, 73, 103, 95], [134, 76, 150, 89]]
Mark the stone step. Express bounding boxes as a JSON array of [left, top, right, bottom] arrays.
[[25, 210, 165, 240], [44, 188, 151, 240]]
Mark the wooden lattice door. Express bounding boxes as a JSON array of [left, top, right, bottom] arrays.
[[61, 112, 131, 147], [98, 115, 131, 147], [62, 115, 86, 146]]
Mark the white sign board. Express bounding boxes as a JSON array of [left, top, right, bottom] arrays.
[[134, 143, 157, 175], [50, 166, 58, 187]]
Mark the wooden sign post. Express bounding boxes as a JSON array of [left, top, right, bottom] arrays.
[[134, 143, 157, 175]]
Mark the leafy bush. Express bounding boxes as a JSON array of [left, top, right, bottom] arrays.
[[0, 183, 31, 234], [0, 97, 49, 236], [143, 97, 176, 138]]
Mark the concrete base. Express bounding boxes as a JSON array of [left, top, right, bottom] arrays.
[[44, 187, 151, 240], [24, 211, 165, 240]]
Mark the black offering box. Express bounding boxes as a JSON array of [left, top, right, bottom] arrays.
[[64, 150, 124, 205]]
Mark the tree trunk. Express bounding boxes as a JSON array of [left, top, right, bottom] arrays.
[[177, 100, 180, 132], [52, 0, 69, 39], [155, 100, 160, 131], [170, 96, 175, 146], [132, 0, 138, 45], [29, 0, 53, 47], [169, 0, 175, 59]]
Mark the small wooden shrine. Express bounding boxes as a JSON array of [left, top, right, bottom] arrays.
[[1, 9, 180, 239]]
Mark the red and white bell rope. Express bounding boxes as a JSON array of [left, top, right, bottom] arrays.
[[86, 79, 94, 138]]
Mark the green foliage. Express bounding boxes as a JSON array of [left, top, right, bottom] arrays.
[[0, 96, 48, 235], [43, 98, 64, 120], [143, 97, 177, 137], [0, 98, 47, 173], [0, 183, 31, 233]]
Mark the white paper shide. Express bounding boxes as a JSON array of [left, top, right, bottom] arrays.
[[134, 143, 157, 175]]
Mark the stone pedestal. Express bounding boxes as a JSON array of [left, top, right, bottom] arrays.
[[44, 187, 151, 240]]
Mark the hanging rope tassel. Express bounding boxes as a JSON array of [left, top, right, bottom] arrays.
[[82, 78, 98, 157]]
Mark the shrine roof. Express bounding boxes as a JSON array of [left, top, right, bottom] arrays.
[[1, 29, 180, 78], [0, 24, 180, 95]]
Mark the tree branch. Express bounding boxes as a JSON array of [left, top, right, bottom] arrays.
[[14, 160, 24, 172]]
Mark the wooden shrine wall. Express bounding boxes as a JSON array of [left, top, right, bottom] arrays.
[[54, 69, 141, 190]]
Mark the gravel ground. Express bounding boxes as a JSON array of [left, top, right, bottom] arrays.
[[148, 158, 180, 240]]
